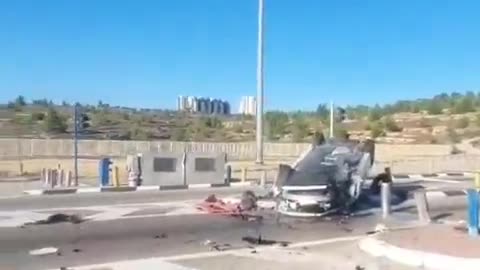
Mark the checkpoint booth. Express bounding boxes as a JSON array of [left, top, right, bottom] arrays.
[[185, 152, 226, 186], [138, 151, 227, 187], [140, 152, 186, 187]]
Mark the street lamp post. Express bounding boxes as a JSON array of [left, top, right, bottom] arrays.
[[256, 0, 265, 164]]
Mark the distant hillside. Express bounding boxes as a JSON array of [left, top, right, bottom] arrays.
[[2, 91, 480, 144]]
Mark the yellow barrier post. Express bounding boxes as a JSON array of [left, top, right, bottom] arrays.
[[112, 166, 120, 187], [241, 167, 247, 183], [475, 171, 480, 190], [261, 170, 267, 187]]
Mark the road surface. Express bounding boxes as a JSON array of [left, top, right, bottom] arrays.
[[0, 174, 472, 270]]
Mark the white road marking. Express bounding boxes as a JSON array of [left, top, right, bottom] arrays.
[[48, 258, 197, 270], [0, 200, 207, 227], [418, 177, 462, 184], [76, 187, 102, 193], [136, 186, 160, 191], [23, 190, 43, 195], [230, 182, 253, 187], [188, 184, 211, 189], [0, 211, 50, 227]]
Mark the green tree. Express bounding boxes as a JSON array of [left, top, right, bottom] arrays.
[[15, 95, 26, 107], [171, 128, 189, 141], [291, 118, 309, 142], [383, 116, 402, 132], [370, 122, 385, 138], [334, 127, 349, 140], [128, 126, 153, 140], [43, 108, 67, 133], [203, 117, 222, 129], [316, 104, 329, 120], [427, 100, 443, 115], [265, 111, 289, 140], [31, 112, 45, 121], [456, 117, 470, 129], [368, 105, 383, 121], [453, 97, 475, 114]]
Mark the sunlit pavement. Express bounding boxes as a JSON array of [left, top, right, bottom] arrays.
[[0, 174, 473, 269]]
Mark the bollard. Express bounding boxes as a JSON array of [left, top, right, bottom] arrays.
[[381, 182, 392, 219], [475, 171, 480, 190], [414, 190, 431, 223], [112, 166, 120, 187], [98, 158, 112, 187], [241, 167, 247, 183], [46, 169, 52, 188], [73, 169, 78, 187], [66, 170, 73, 187], [467, 189, 479, 237], [260, 170, 267, 187], [51, 169, 57, 188], [41, 168, 47, 186], [225, 165, 232, 184], [59, 169, 65, 187]]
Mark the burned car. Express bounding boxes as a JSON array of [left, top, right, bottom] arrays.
[[274, 138, 375, 217]]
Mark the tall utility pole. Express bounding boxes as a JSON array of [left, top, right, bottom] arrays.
[[329, 101, 334, 138], [73, 104, 79, 185], [256, 0, 265, 164]]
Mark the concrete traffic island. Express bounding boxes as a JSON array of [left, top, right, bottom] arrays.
[[359, 223, 480, 270]]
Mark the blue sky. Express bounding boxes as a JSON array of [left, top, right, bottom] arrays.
[[2, 0, 480, 111]]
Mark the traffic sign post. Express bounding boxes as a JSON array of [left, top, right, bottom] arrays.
[[73, 104, 90, 185]]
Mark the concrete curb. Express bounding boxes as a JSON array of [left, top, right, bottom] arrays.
[[391, 172, 473, 179], [0, 176, 40, 183], [359, 236, 480, 270], [23, 182, 254, 196]]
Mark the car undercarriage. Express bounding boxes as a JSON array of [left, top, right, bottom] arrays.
[[274, 138, 376, 217]]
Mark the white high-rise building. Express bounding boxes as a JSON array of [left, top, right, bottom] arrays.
[[177, 96, 188, 111], [177, 95, 230, 114], [239, 96, 256, 115]]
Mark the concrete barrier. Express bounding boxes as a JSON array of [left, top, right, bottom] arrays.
[[141, 152, 186, 187], [185, 152, 226, 185], [0, 138, 455, 161]]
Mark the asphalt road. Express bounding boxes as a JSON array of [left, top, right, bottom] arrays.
[[0, 186, 264, 211], [0, 176, 472, 270], [0, 205, 382, 270]]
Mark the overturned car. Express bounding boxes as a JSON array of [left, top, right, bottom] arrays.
[[274, 139, 376, 217]]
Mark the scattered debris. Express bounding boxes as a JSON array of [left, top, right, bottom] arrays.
[[29, 247, 59, 256], [205, 194, 218, 203], [202, 239, 231, 251], [25, 213, 83, 226], [241, 235, 290, 246], [72, 248, 82, 253], [374, 223, 388, 233], [154, 233, 168, 239], [251, 250, 257, 254], [366, 223, 389, 235], [240, 190, 258, 211], [355, 265, 365, 270]]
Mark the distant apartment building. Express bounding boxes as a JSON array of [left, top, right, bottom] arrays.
[[177, 95, 230, 115], [239, 96, 256, 115]]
